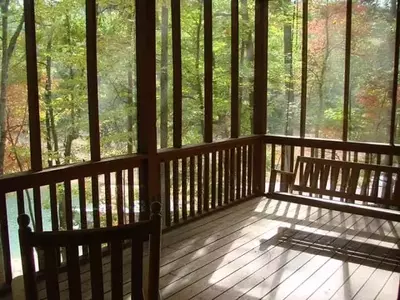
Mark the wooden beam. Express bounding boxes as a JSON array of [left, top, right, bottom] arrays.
[[390, 0, 400, 145], [23, 0, 42, 171], [85, 0, 101, 161], [204, 0, 213, 143], [300, 0, 308, 138], [136, 0, 159, 219], [172, 0, 182, 148], [343, 0, 352, 141], [252, 0, 267, 194], [231, 0, 239, 138]]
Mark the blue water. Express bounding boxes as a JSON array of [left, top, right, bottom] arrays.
[[5, 187, 89, 276]]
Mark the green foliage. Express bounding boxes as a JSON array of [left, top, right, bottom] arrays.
[[1, 0, 399, 176]]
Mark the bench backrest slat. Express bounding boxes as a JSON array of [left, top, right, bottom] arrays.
[[291, 156, 400, 206]]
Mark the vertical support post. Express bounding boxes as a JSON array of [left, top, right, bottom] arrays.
[[343, 0, 352, 142], [136, 0, 159, 220], [300, 0, 308, 138], [231, 0, 239, 138], [252, 0, 267, 194], [24, 0, 42, 171], [172, 0, 182, 148], [204, 0, 213, 143], [23, 0, 45, 274], [86, 0, 101, 229], [390, 0, 400, 145], [85, 0, 101, 161]]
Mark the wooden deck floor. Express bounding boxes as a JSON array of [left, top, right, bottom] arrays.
[[38, 197, 400, 300]]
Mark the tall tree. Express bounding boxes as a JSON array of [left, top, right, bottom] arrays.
[[0, 0, 23, 175]]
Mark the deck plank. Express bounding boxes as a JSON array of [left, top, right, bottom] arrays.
[[375, 266, 400, 300], [261, 218, 398, 300], [192, 212, 355, 300], [37, 197, 400, 300], [307, 219, 398, 300], [223, 214, 369, 300], [164, 208, 338, 299]]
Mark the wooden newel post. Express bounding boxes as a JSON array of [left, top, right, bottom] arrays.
[[148, 201, 162, 300], [136, 0, 160, 220], [252, 0, 267, 195], [18, 214, 37, 300]]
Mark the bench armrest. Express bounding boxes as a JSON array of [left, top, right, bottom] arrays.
[[269, 169, 295, 193]]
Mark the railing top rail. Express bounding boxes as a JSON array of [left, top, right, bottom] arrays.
[[0, 154, 146, 193], [157, 135, 259, 161]]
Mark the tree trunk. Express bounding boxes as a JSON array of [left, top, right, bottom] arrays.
[[283, 23, 294, 136], [160, 4, 169, 148], [0, 3, 23, 176], [282, 20, 294, 186], [45, 37, 54, 167], [0, 0, 10, 176], [0, 7, 23, 281], [315, 11, 330, 138], [127, 12, 135, 154], [240, 0, 254, 133], [159, 4, 169, 225]]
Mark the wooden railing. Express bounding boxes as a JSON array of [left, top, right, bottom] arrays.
[[159, 136, 258, 227], [0, 136, 259, 287]]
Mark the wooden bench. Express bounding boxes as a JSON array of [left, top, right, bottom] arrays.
[[17, 202, 162, 300], [268, 156, 400, 221]]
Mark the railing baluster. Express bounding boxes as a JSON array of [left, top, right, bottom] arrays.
[[78, 178, 88, 255], [92, 176, 100, 228], [242, 145, 248, 197], [116, 170, 123, 225], [247, 144, 253, 196], [49, 184, 58, 231], [218, 151, 223, 206], [128, 169, 135, 223], [165, 161, 171, 227], [197, 155, 203, 213], [230, 148, 235, 202], [211, 151, 217, 209], [224, 149, 230, 204], [173, 159, 179, 223], [33, 187, 42, 232], [189, 156, 195, 217], [236, 146, 241, 199], [105, 173, 112, 227], [182, 158, 187, 219], [204, 154, 210, 211], [65, 180, 73, 230]]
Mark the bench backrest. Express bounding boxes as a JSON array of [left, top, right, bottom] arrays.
[[18, 202, 162, 300], [292, 156, 400, 206]]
